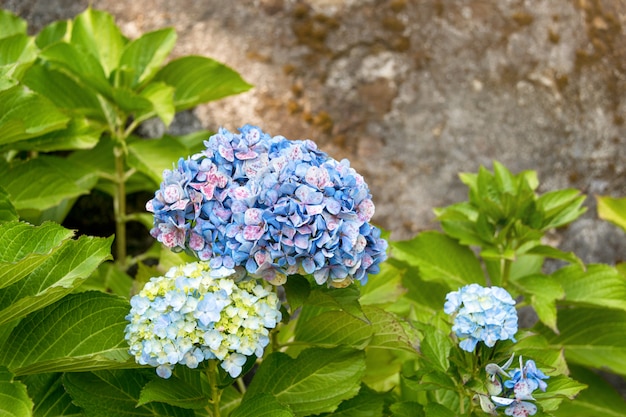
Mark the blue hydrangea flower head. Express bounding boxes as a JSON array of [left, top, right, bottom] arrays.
[[124, 262, 282, 378], [444, 284, 518, 352], [147, 125, 388, 287]]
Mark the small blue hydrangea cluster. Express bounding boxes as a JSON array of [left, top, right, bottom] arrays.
[[124, 262, 282, 379], [147, 125, 387, 287], [444, 284, 518, 352], [487, 356, 550, 416]]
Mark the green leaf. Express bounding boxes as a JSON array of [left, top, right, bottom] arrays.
[[71, 8, 126, 77], [0, 85, 69, 146], [396, 260, 451, 321], [363, 306, 419, 353], [418, 324, 451, 372], [391, 231, 485, 287], [138, 82, 175, 126], [597, 195, 626, 233], [319, 384, 385, 417], [245, 347, 366, 416], [1, 291, 131, 375], [390, 402, 425, 417], [35, 20, 69, 49], [0, 10, 27, 38], [232, 394, 294, 417], [305, 285, 367, 322], [0, 366, 33, 417], [512, 273, 564, 333], [0, 155, 97, 212], [551, 365, 626, 417], [64, 370, 194, 417], [77, 262, 133, 298], [533, 374, 587, 412], [358, 261, 407, 307], [0, 33, 38, 79], [536, 307, 626, 376], [424, 403, 457, 417], [39, 42, 112, 98], [553, 264, 626, 312], [21, 372, 82, 417], [4, 117, 104, 153], [0, 235, 113, 327], [119, 28, 177, 87], [294, 308, 372, 349], [155, 56, 253, 111], [536, 188, 586, 230], [137, 374, 208, 410], [127, 136, 190, 184], [22, 64, 105, 120], [0, 220, 74, 289], [0, 186, 18, 222], [522, 244, 584, 269], [282, 274, 311, 312]]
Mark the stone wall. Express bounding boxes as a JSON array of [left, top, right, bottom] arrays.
[[2, 0, 625, 262]]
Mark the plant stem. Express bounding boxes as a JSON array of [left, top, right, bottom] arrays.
[[113, 145, 127, 269], [500, 258, 512, 287], [207, 360, 222, 417]]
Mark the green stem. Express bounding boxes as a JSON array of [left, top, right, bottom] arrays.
[[501, 258, 512, 288], [207, 360, 222, 417], [113, 145, 127, 269]]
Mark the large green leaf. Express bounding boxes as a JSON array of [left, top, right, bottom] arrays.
[[294, 307, 372, 349], [0, 10, 27, 38], [0, 85, 69, 146], [119, 28, 177, 87], [0, 220, 74, 289], [245, 347, 366, 416], [35, 19, 69, 49], [4, 117, 104, 153], [304, 285, 367, 322], [597, 195, 626, 233], [319, 384, 385, 417], [553, 264, 626, 312], [358, 261, 407, 307], [64, 370, 193, 417], [0, 155, 98, 212], [0, 366, 33, 417], [512, 273, 564, 333], [551, 365, 626, 417], [390, 232, 485, 287], [154, 56, 252, 111], [537, 307, 626, 376], [232, 394, 294, 417], [0, 235, 113, 327], [0, 33, 38, 80], [71, 8, 126, 77], [137, 82, 175, 126], [21, 372, 82, 417], [137, 368, 208, 410], [363, 306, 419, 353], [0, 291, 130, 375]]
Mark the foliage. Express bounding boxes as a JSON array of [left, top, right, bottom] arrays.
[[1, 6, 626, 417]]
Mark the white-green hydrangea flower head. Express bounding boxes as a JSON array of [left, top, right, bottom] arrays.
[[124, 262, 282, 378]]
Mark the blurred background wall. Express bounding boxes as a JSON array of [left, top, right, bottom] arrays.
[[2, 0, 625, 262]]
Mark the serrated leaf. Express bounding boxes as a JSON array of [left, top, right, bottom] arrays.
[[21, 372, 82, 417], [0, 366, 33, 417], [1, 291, 130, 375], [295, 308, 372, 348], [537, 307, 626, 376], [0, 155, 97, 212], [71, 8, 126, 77], [363, 306, 419, 353], [64, 370, 193, 417], [391, 231, 485, 287], [138, 374, 208, 409], [127, 136, 189, 184], [0, 220, 74, 289], [523, 244, 584, 270], [512, 273, 564, 333], [119, 28, 177, 87], [418, 324, 451, 371], [155, 56, 252, 111], [232, 393, 294, 417], [553, 264, 626, 312], [597, 195, 626, 233], [551, 365, 626, 417], [245, 347, 366, 416], [0, 235, 113, 327], [0, 85, 69, 146]]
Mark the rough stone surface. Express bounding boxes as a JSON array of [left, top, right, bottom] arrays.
[[2, 0, 626, 262]]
